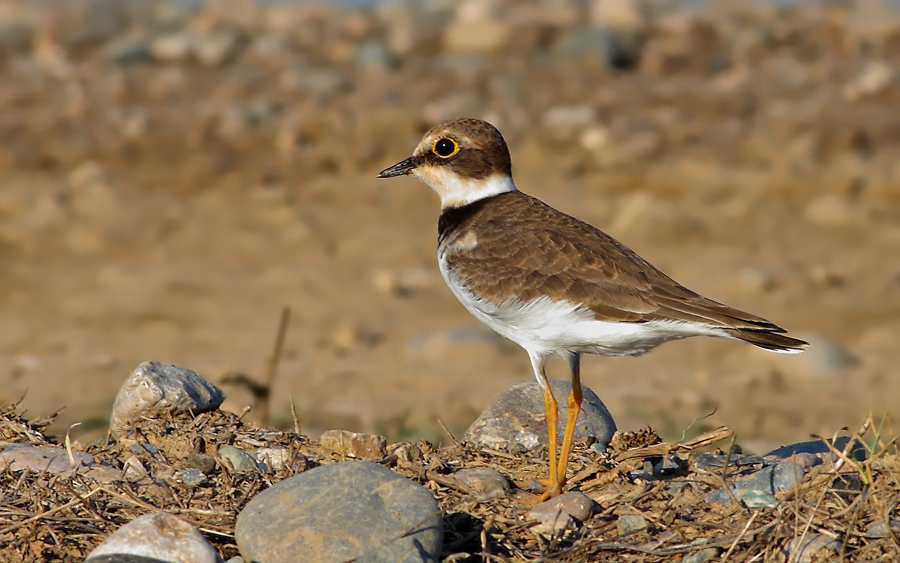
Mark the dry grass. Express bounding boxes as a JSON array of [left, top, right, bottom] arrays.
[[0, 401, 898, 562]]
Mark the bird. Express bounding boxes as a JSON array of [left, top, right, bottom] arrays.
[[378, 118, 807, 500]]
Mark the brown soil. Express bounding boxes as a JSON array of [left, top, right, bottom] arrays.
[[0, 0, 899, 456]]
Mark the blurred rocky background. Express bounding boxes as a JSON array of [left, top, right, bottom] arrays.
[[1, 0, 898, 453]]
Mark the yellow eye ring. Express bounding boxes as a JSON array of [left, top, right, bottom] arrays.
[[432, 138, 459, 159]]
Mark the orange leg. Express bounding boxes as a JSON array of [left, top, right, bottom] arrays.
[[529, 352, 563, 500], [556, 353, 583, 484]]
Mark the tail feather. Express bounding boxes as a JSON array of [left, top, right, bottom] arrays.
[[725, 328, 808, 354]]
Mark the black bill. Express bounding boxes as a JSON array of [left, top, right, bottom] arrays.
[[377, 157, 417, 178]]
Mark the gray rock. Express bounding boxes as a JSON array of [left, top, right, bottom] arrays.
[[616, 514, 647, 536], [740, 490, 778, 509], [654, 453, 687, 476], [526, 492, 596, 532], [463, 380, 616, 453], [707, 459, 809, 505], [174, 469, 207, 487], [0, 445, 95, 473], [85, 512, 223, 563], [453, 468, 509, 501], [129, 444, 160, 456], [235, 461, 442, 563], [765, 437, 865, 463], [693, 452, 767, 472], [528, 509, 574, 536], [667, 482, 691, 496], [110, 361, 225, 438], [218, 445, 262, 473], [682, 547, 719, 563], [784, 534, 840, 563], [866, 519, 900, 537]]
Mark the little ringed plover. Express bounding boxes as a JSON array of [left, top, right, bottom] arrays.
[[378, 118, 807, 500]]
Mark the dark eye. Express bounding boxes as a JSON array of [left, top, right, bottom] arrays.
[[432, 138, 459, 159]]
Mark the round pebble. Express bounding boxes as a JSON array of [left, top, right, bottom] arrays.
[[463, 380, 616, 452]]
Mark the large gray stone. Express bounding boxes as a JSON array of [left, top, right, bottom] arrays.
[[235, 461, 442, 563], [463, 380, 616, 452], [110, 362, 225, 437]]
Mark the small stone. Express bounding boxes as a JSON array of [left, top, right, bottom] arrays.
[[174, 469, 207, 487], [654, 454, 686, 476], [529, 510, 574, 536], [527, 492, 597, 525], [866, 520, 900, 538], [218, 445, 262, 473], [254, 446, 293, 472], [616, 514, 647, 536], [707, 459, 809, 506], [682, 547, 719, 563], [589, 442, 608, 454], [453, 468, 509, 501], [0, 445, 95, 473], [182, 454, 217, 475], [110, 362, 225, 438], [319, 430, 387, 461], [784, 534, 840, 563], [85, 512, 223, 563], [693, 452, 766, 472], [122, 455, 148, 481], [235, 461, 442, 563], [667, 482, 691, 495], [129, 444, 160, 456], [463, 380, 616, 453], [741, 490, 778, 509]]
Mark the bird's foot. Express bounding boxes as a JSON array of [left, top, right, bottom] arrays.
[[517, 477, 566, 504]]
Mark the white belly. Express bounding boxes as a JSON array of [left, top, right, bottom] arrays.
[[438, 254, 723, 358]]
